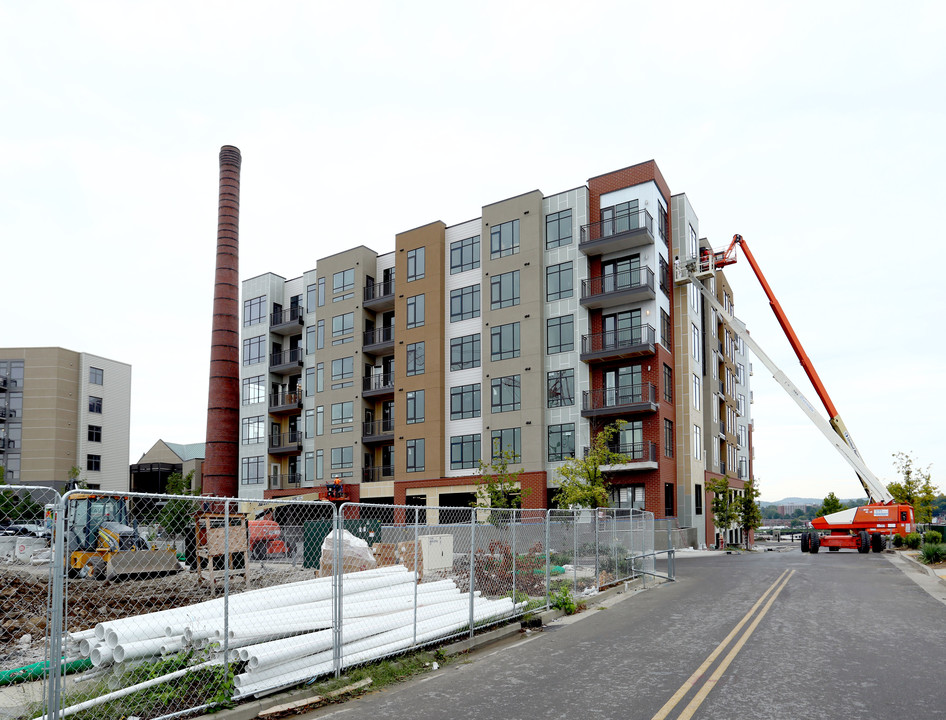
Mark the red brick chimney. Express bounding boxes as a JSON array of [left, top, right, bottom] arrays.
[[203, 145, 242, 497]]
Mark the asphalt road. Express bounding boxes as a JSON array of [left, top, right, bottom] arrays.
[[301, 548, 946, 720]]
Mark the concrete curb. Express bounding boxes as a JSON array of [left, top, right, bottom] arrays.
[[895, 549, 946, 585]]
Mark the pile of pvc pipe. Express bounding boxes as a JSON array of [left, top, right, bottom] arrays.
[[64, 564, 522, 703]]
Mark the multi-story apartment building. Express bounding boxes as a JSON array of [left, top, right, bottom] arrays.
[[0, 348, 131, 492], [237, 161, 752, 545]]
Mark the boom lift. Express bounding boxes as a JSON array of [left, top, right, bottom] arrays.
[[675, 235, 914, 554]]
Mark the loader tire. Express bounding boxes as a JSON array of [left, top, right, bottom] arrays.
[[858, 530, 870, 554], [871, 533, 885, 553], [809, 534, 820, 553], [800, 533, 810, 553]]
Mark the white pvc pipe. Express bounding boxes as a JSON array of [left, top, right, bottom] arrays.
[[113, 636, 177, 664], [78, 638, 99, 658], [89, 644, 114, 668]]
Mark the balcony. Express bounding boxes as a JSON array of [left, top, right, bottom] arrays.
[[581, 383, 658, 418], [363, 372, 394, 398], [580, 267, 655, 310], [0, 438, 11, 451], [580, 209, 655, 256], [270, 390, 303, 415], [362, 418, 394, 444], [363, 326, 394, 355], [271, 306, 304, 335], [0, 376, 7, 391], [363, 278, 395, 311], [269, 431, 302, 456], [586, 441, 658, 471], [0, 406, 8, 422], [268, 473, 302, 489], [363, 465, 395, 483], [580, 324, 656, 362], [270, 348, 304, 375]]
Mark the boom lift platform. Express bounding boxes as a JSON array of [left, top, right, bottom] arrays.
[[675, 235, 913, 554]]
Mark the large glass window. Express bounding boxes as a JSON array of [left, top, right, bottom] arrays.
[[450, 383, 481, 419], [547, 315, 574, 354], [665, 419, 674, 458], [333, 269, 355, 294], [693, 425, 702, 460], [89, 367, 104, 385], [450, 334, 480, 370], [86, 454, 101, 472], [406, 294, 425, 329], [450, 235, 480, 274], [546, 262, 573, 302], [490, 323, 520, 361], [490, 270, 520, 309], [491, 376, 520, 413], [548, 423, 575, 462], [693, 374, 701, 410], [306, 325, 316, 354], [331, 446, 353, 469], [242, 376, 265, 405], [406, 390, 425, 424], [546, 209, 572, 249], [307, 283, 317, 313], [242, 336, 265, 365], [450, 284, 480, 321], [490, 219, 519, 259], [242, 416, 264, 444], [407, 247, 425, 281], [547, 369, 574, 407], [450, 434, 481, 470], [691, 323, 701, 363], [406, 342, 425, 376], [243, 296, 265, 326], [406, 439, 425, 473], [491, 428, 521, 462], [331, 402, 353, 425], [89, 396, 102, 413], [332, 357, 354, 380], [241, 456, 264, 485], [661, 310, 671, 348], [88, 425, 102, 443], [663, 364, 673, 403], [332, 313, 354, 337], [601, 199, 639, 237]]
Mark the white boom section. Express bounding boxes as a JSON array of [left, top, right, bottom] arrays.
[[675, 260, 893, 504]]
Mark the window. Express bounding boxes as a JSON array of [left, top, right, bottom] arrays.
[[406, 294, 425, 329], [306, 409, 314, 439], [691, 323, 701, 363], [660, 310, 671, 349], [695, 484, 704, 514], [491, 376, 520, 413], [331, 446, 354, 469], [546, 262, 573, 302], [406, 342, 425, 376], [664, 419, 674, 458], [317, 362, 325, 392], [89, 367, 104, 385], [406, 439, 425, 473], [546, 209, 572, 249], [306, 325, 316, 354], [450, 284, 480, 321], [450, 235, 480, 274], [307, 283, 317, 313], [736, 363, 745, 385], [610, 485, 645, 511], [658, 204, 668, 243], [332, 357, 354, 381], [305, 451, 314, 482], [737, 424, 747, 448], [87, 454, 101, 472], [450, 334, 481, 370], [316, 449, 324, 480], [242, 416, 264, 444], [88, 425, 102, 443], [688, 224, 698, 258], [316, 406, 324, 435], [547, 369, 575, 407], [332, 313, 354, 337], [663, 364, 673, 403], [548, 423, 575, 462], [318, 277, 325, 306], [693, 425, 702, 460], [242, 456, 264, 485], [333, 269, 354, 294], [242, 376, 264, 405], [490, 270, 520, 309], [665, 483, 675, 518], [243, 296, 265, 326], [451, 434, 481, 470], [491, 428, 521, 462], [601, 200, 639, 237], [490, 219, 519, 258], [89, 396, 102, 413], [406, 390, 425, 424], [692, 374, 701, 410], [688, 283, 700, 312], [331, 402, 354, 425], [659, 256, 670, 297], [490, 322, 520, 361], [546, 315, 574, 354], [407, 247, 425, 281], [243, 336, 265, 365], [737, 393, 746, 416], [317, 320, 325, 349], [450, 384, 481, 419]]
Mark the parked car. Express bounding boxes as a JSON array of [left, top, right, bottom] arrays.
[[0, 523, 51, 539]]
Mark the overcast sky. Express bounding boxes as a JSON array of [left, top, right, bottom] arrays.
[[2, 1, 942, 502]]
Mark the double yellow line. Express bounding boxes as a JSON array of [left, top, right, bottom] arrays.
[[651, 568, 795, 720]]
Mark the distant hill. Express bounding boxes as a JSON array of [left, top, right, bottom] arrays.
[[759, 497, 868, 507]]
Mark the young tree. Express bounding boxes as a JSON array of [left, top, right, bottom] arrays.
[[736, 478, 762, 549], [816, 491, 845, 518], [706, 476, 737, 548], [474, 450, 527, 512], [553, 422, 628, 509], [887, 452, 938, 524], [156, 471, 196, 536]]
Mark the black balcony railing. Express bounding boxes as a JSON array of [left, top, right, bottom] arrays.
[[362, 419, 395, 438], [363, 326, 394, 347], [364, 278, 395, 302], [582, 383, 657, 412], [269, 431, 303, 451], [584, 441, 657, 463], [268, 473, 302, 486], [581, 324, 656, 355], [271, 306, 304, 326], [363, 372, 394, 393], [581, 267, 655, 300], [580, 208, 654, 245], [270, 347, 304, 368], [363, 466, 395, 483], [270, 390, 302, 407]]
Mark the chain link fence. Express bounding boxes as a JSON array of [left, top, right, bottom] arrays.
[[0, 493, 665, 720]]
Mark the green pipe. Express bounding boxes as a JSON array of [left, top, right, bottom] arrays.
[[0, 657, 92, 686]]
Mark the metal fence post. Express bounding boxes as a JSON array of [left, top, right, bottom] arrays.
[[47, 497, 67, 720], [594, 509, 600, 592], [333, 503, 342, 678], [468, 510, 476, 638], [573, 510, 578, 595], [413, 505, 419, 646], [545, 510, 551, 608], [223, 500, 231, 671], [511, 509, 517, 603]]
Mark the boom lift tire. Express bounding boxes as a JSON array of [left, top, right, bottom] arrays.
[[809, 534, 821, 553], [800, 532, 810, 553], [870, 533, 885, 553], [857, 530, 870, 554]]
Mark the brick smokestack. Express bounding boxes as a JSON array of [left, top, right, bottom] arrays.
[[203, 145, 242, 497]]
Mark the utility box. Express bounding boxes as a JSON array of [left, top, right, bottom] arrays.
[[421, 535, 453, 572]]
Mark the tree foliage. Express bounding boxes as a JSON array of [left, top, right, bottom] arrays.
[[553, 422, 627, 509], [706, 476, 737, 545], [156, 471, 195, 535], [474, 450, 526, 511], [735, 478, 762, 549], [0, 469, 44, 523], [816, 491, 845, 518], [887, 452, 938, 524]]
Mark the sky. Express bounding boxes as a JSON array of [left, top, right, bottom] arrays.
[[2, 1, 943, 502]]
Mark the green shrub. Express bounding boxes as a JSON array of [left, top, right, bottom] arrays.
[[550, 585, 578, 615], [892, 534, 904, 548], [924, 530, 943, 545], [919, 543, 946, 565], [905, 533, 922, 550]]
